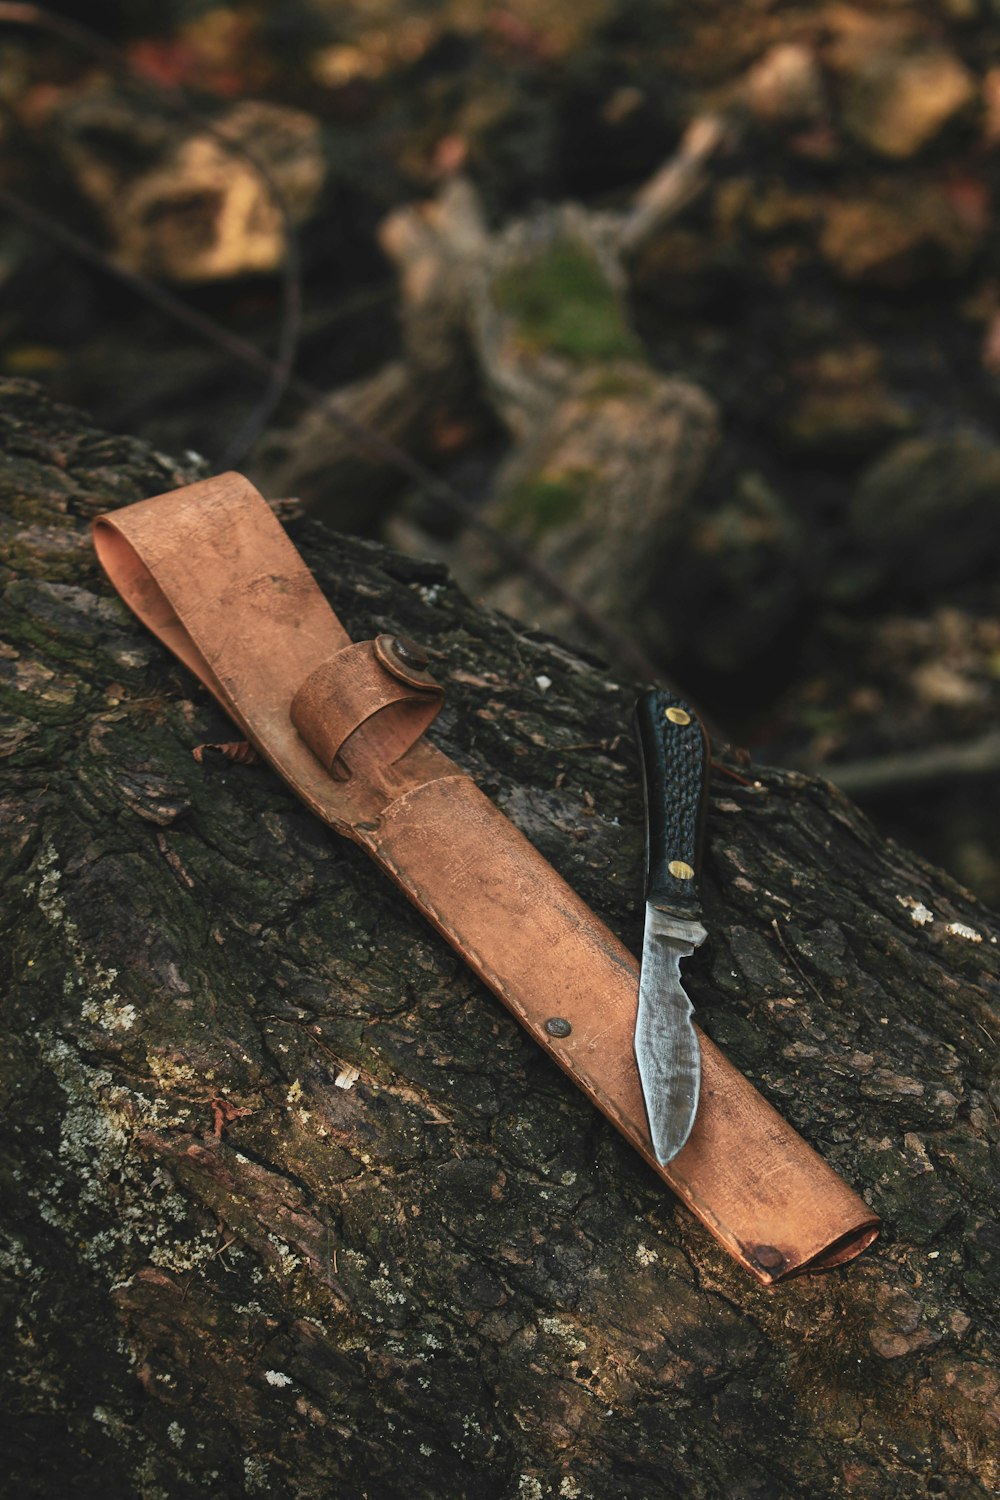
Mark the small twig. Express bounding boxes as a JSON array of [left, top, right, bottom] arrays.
[[770, 917, 827, 1008], [543, 737, 622, 754], [205, 1234, 238, 1266], [618, 113, 732, 256], [812, 730, 1000, 798], [711, 758, 754, 787], [972, 1016, 997, 1047]]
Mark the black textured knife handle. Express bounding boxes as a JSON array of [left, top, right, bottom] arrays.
[[634, 688, 710, 917]]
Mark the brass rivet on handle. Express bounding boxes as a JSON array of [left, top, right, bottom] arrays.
[[545, 1017, 572, 1038], [665, 706, 691, 726], [669, 860, 695, 880]]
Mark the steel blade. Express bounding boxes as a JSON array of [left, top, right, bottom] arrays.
[[635, 906, 706, 1165]]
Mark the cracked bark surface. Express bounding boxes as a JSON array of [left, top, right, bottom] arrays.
[[2, 379, 1000, 1500]]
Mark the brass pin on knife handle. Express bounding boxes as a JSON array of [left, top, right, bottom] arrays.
[[634, 689, 711, 918]]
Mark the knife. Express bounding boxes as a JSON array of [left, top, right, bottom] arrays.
[[633, 688, 711, 1165]]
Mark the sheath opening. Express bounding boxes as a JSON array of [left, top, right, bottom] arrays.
[[93, 519, 218, 691]]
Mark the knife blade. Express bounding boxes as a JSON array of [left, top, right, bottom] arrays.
[[633, 688, 711, 1165]]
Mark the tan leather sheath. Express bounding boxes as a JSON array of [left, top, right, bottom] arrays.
[[93, 472, 879, 1285]]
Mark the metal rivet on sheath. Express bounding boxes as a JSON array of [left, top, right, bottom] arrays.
[[391, 636, 429, 670], [669, 860, 695, 880], [545, 1017, 572, 1038], [374, 633, 437, 688], [665, 706, 691, 726], [754, 1244, 785, 1272]]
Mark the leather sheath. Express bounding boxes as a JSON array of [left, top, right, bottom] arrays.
[[93, 472, 880, 1286]]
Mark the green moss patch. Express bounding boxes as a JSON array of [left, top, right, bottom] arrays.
[[499, 468, 594, 538], [492, 236, 641, 364]]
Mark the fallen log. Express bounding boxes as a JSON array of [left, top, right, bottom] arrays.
[[2, 379, 998, 1499]]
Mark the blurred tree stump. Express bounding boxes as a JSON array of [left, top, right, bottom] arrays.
[[49, 86, 325, 283], [2, 380, 999, 1500]]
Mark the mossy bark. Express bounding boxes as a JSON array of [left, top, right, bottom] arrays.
[[2, 380, 999, 1500]]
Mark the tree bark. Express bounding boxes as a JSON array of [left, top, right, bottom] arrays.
[[2, 378, 999, 1500]]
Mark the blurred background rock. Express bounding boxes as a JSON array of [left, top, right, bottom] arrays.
[[2, 0, 1000, 902]]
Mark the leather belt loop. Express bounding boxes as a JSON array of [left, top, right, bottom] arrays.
[[291, 636, 443, 778]]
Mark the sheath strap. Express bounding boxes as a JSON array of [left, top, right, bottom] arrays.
[[290, 639, 443, 778], [93, 472, 879, 1285]]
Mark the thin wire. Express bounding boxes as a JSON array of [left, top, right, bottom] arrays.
[[0, 3, 670, 681], [0, 0, 301, 468], [0, 184, 664, 682]]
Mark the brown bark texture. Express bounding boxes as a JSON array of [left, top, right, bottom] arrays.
[[2, 379, 999, 1500]]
